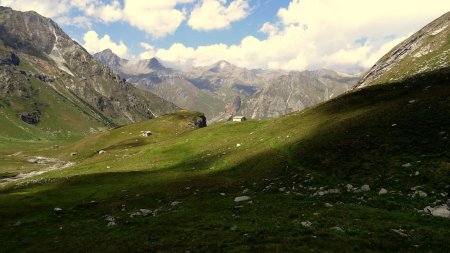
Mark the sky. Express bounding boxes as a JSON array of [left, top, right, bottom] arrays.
[[1, 0, 449, 72]]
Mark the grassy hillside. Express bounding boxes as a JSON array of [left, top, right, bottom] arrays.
[[0, 68, 449, 252]]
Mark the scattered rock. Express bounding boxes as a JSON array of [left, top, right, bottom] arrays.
[[279, 187, 286, 192], [171, 201, 182, 207], [324, 203, 333, 208], [54, 207, 63, 212], [391, 228, 408, 237], [236, 143, 241, 147], [408, 100, 417, 104], [415, 171, 420, 176], [402, 163, 412, 168], [141, 131, 152, 137], [331, 226, 345, 233], [220, 193, 226, 196], [414, 190, 428, 198], [14, 221, 21, 226], [98, 150, 106, 154], [379, 188, 388, 195], [234, 196, 251, 202], [392, 123, 397, 127], [360, 185, 371, 192], [140, 209, 152, 216], [424, 205, 450, 218], [301, 221, 312, 228], [346, 184, 354, 192], [70, 152, 78, 156], [105, 215, 116, 227]]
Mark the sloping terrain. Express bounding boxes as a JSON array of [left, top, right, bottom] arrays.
[[357, 11, 450, 88], [0, 7, 178, 146], [0, 66, 448, 252]]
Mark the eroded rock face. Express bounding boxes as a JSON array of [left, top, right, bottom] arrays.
[[19, 111, 40, 125]]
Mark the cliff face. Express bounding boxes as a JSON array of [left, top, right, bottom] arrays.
[[356, 11, 450, 88]]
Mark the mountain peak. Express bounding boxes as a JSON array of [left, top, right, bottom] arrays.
[[147, 57, 166, 70], [93, 49, 124, 69], [209, 60, 235, 72]]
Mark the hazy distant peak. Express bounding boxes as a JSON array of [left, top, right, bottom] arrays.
[[147, 57, 166, 71], [208, 60, 235, 72]]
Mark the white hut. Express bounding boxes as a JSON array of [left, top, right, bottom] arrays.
[[232, 116, 246, 122]]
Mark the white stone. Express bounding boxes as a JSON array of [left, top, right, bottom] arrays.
[[379, 188, 388, 195], [360, 185, 371, 192], [424, 205, 450, 218], [54, 207, 63, 212], [99, 150, 106, 154], [234, 196, 251, 202], [402, 163, 412, 168], [301, 221, 312, 228], [346, 184, 354, 191], [171, 201, 181, 207], [236, 143, 241, 147], [415, 190, 428, 198]]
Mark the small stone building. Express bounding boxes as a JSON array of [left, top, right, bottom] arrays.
[[232, 116, 246, 122]]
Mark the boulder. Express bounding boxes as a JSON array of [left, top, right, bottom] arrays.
[[194, 115, 207, 128], [379, 188, 388, 195], [19, 111, 40, 125]]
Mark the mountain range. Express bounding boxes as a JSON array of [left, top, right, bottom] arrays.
[[94, 50, 359, 121]]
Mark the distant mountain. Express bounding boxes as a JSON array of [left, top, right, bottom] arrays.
[[94, 50, 359, 121], [356, 11, 450, 88], [0, 6, 178, 141]]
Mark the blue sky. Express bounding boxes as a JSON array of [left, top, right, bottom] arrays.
[[62, 0, 285, 53], [1, 0, 449, 71]]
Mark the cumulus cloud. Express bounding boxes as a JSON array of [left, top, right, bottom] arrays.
[[188, 0, 251, 31], [138, 42, 157, 59], [82, 30, 128, 58], [0, 0, 70, 18], [0, 0, 194, 38], [140, 0, 450, 72], [122, 1, 193, 38]]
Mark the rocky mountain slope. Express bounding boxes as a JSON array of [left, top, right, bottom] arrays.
[[0, 7, 178, 142], [356, 11, 450, 88], [94, 50, 359, 121]]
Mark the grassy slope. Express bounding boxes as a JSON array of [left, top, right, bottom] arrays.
[[0, 69, 449, 252]]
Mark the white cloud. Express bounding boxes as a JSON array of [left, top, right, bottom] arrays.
[[0, 0, 194, 38], [0, 0, 70, 18], [188, 0, 250, 31], [144, 0, 450, 72], [122, 1, 193, 38], [82, 30, 128, 58], [138, 42, 156, 59]]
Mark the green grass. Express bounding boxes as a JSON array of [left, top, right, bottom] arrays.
[[0, 68, 449, 252]]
